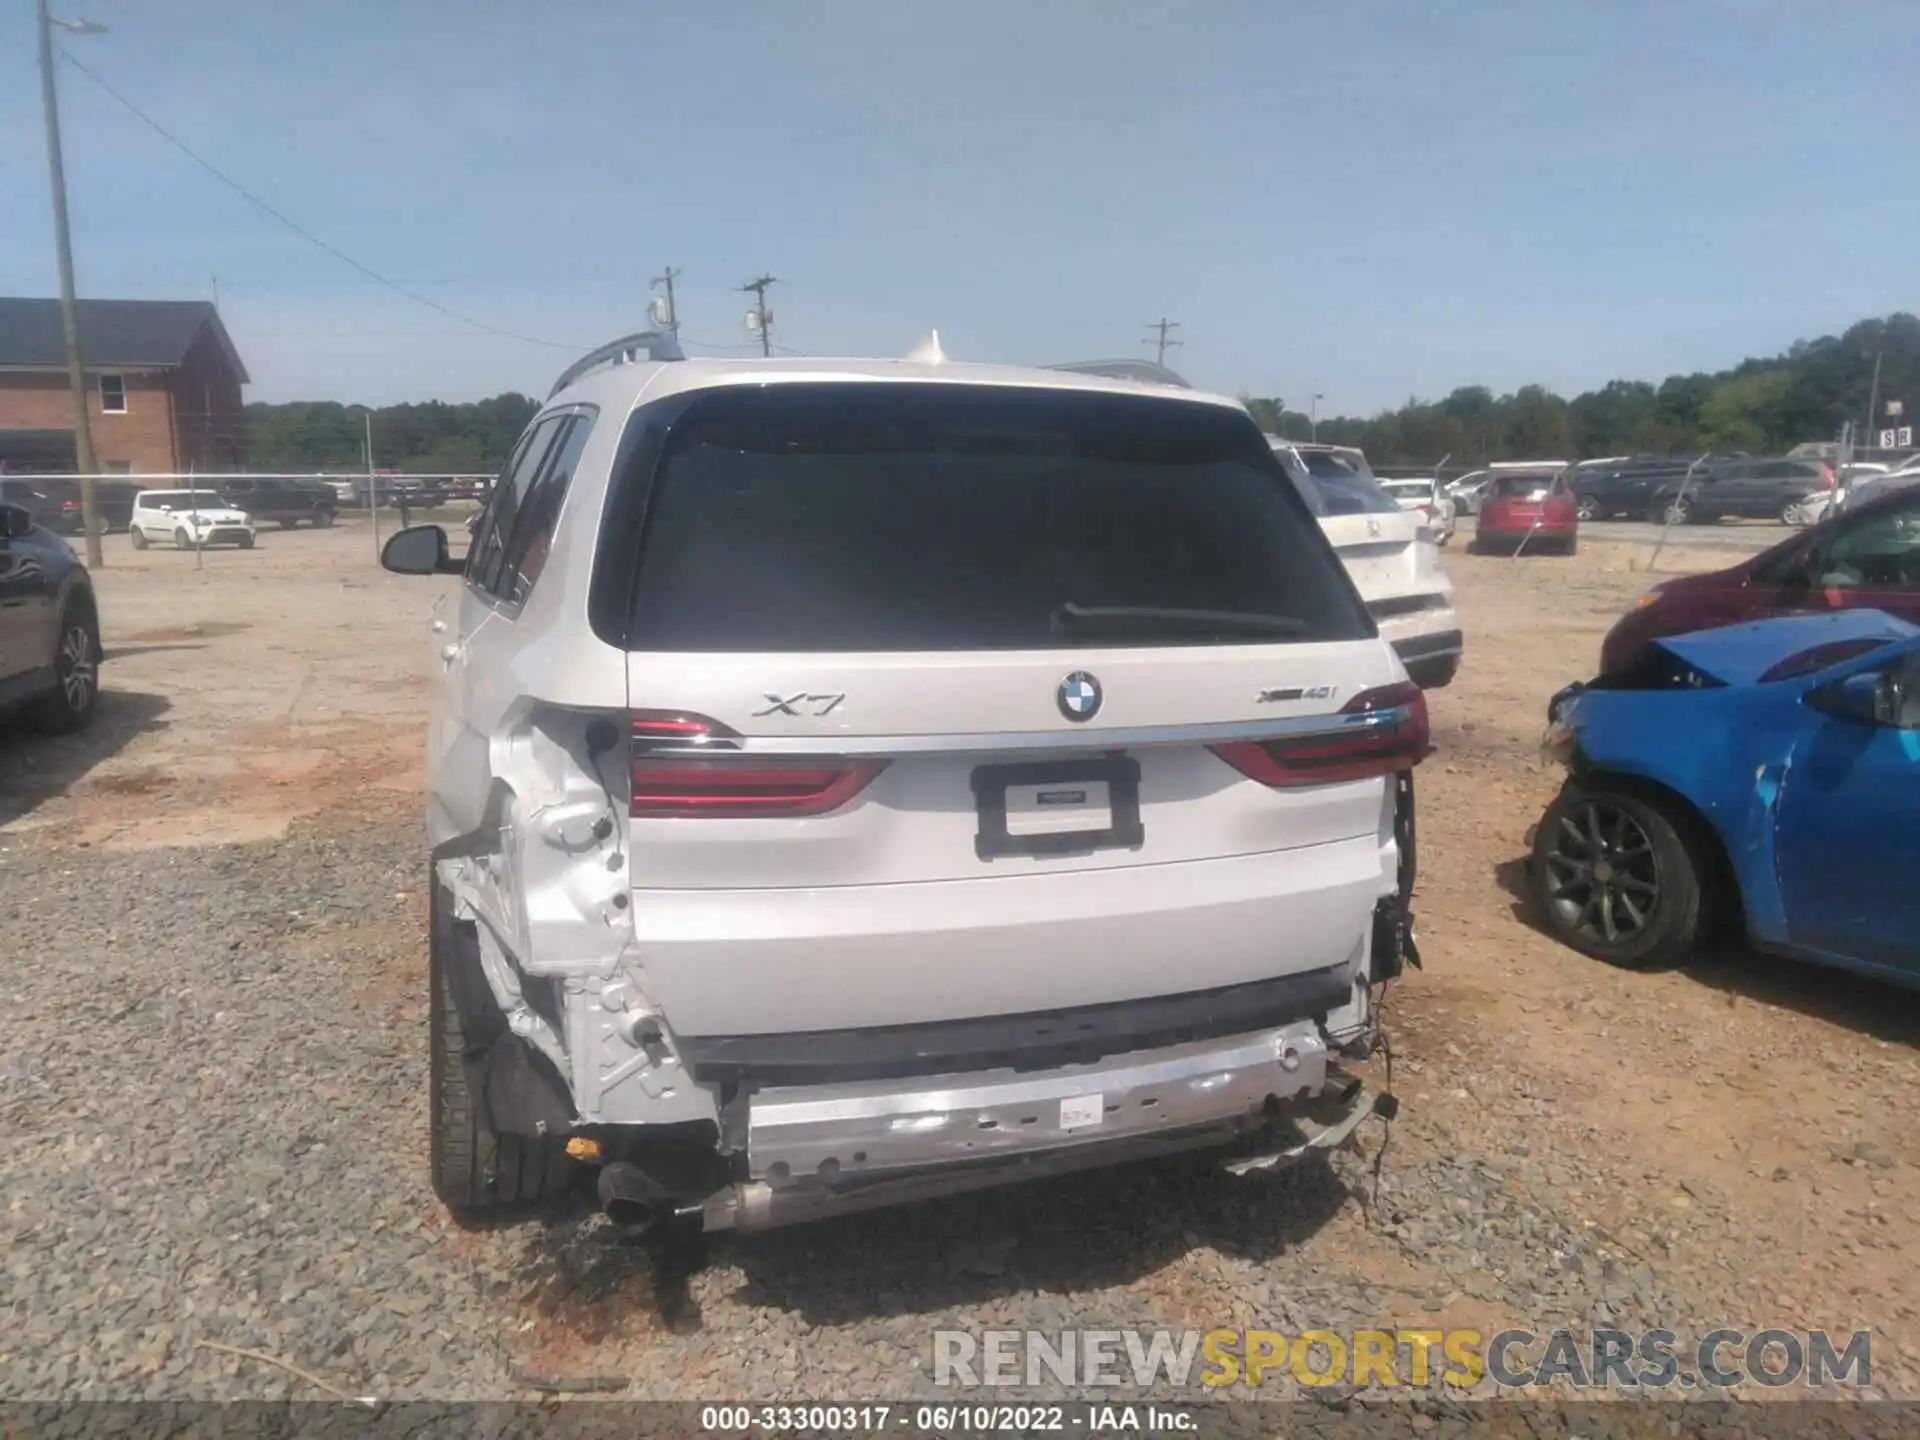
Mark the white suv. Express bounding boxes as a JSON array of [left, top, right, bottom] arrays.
[[128, 489, 256, 550], [1271, 443, 1463, 689], [381, 338, 1429, 1234]]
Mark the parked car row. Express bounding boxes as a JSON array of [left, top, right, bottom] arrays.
[[1444, 452, 1840, 528], [326, 476, 492, 508], [0, 476, 337, 532]]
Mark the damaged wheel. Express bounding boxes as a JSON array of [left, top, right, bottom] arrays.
[[1530, 785, 1703, 970], [429, 875, 578, 1218]]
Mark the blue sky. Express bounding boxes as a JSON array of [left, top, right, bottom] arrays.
[[2, 0, 1914, 409]]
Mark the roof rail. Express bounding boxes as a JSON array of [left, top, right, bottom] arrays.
[[1049, 358, 1192, 388], [548, 330, 685, 400]]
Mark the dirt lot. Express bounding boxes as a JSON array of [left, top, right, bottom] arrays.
[[3, 518, 1916, 1405]]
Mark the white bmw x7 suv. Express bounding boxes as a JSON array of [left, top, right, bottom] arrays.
[[380, 335, 1430, 1234]]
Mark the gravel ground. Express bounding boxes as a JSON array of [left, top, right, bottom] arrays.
[[2, 522, 1916, 1408]]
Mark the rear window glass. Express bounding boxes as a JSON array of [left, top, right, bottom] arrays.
[[1489, 473, 1560, 496], [1312, 473, 1402, 516], [1297, 449, 1376, 482], [620, 385, 1368, 652]]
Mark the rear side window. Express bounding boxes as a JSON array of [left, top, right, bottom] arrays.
[[499, 408, 596, 605], [618, 385, 1367, 652], [467, 414, 567, 600]]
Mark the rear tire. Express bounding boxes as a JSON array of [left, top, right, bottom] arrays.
[[1531, 784, 1704, 970], [26, 602, 101, 735], [129, 526, 149, 551], [429, 875, 577, 1218]]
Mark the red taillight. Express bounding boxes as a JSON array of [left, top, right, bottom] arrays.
[[60, 500, 80, 512], [628, 710, 885, 817], [1820, 463, 1836, 489], [1209, 682, 1432, 788]]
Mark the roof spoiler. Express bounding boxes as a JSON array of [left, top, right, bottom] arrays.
[[548, 330, 685, 400], [1049, 358, 1192, 388]]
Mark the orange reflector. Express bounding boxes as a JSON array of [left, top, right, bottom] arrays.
[[565, 1137, 602, 1161]]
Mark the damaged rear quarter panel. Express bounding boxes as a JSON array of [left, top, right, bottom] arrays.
[[1564, 685, 1808, 946]]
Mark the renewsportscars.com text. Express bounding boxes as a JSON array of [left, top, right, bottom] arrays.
[[933, 1327, 1871, 1391]]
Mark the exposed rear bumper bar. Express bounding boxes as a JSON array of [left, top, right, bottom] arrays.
[[745, 1020, 1329, 1183], [691, 1041, 1372, 1234], [679, 963, 1351, 1085]]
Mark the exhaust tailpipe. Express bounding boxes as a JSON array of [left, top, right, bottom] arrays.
[[597, 1162, 676, 1233]]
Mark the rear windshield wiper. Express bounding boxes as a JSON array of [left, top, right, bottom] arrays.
[[1050, 603, 1308, 639]]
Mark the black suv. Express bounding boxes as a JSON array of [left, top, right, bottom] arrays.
[[0, 500, 101, 732], [1648, 456, 1834, 525], [1563, 455, 1695, 521], [218, 477, 339, 529], [0, 477, 140, 535]]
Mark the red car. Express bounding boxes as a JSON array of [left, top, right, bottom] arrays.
[[1471, 468, 1578, 555], [1599, 482, 1920, 674]]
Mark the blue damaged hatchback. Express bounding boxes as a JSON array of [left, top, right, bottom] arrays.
[[1534, 608, 1920, 980]]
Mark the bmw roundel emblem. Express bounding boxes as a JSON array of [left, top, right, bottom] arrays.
[[1057, 671, 1102, 722]]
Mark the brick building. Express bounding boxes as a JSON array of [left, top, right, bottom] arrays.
[[0, 298, 250, 474]]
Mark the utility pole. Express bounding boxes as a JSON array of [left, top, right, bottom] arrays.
[[36, 0, 104, 567], [1311, 393, 1325, 443], [649, 267, 680, 336], [1143, 317, 1182, 367], [1865, 351, 1884, 450], [740, 275, 778, 356], [365, 412, 378, 561]]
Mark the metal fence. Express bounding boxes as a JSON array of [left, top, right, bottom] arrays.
[[0, 471, 493, 506]]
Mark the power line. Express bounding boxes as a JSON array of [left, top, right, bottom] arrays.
[[56, 48, 580, 352], [1143, 317, 1183, 366]]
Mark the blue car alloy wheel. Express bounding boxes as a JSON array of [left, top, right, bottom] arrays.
[[1531, 785, 1708, 971]]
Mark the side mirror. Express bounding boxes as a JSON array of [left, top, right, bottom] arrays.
[[1806, 669, 1902, 727], [381, 524, 461, 576], [1, 503, 31, 539]]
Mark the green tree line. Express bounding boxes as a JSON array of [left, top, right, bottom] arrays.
[[242, 312, 1919, 474], [1245, 313, 1920, 465], [244, 394, 538, 473]]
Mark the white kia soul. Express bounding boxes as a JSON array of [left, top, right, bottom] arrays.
[[381, 335, 1429, 1234]]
